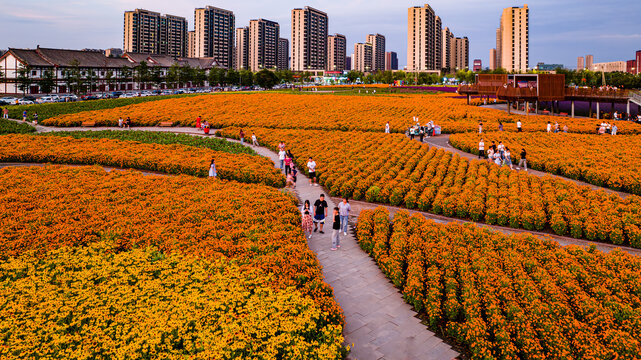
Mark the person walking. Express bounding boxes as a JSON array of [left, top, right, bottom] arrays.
[[385, 122, 390, 134], [313, 194, 328, 234], [612, 124, 618, 136], [487, 148, 494, 163], [307, 157, 317, 186], [196, 116, 201, 131], [22, 110, 27, 121], [278, 141, 286, 152], [125, 117, 131, 129], [517, 120, 522, 132], [208, 158, 217, 178], [478, 139, 485, 159], [478, 122, 483, 134], [278, 149, 287, 171], [518, 148, 527, 171], [32, 112, 38, 125], [505, 147, 513, 170], [498, 122, 504, 131], [2, 107, 8, 119], [338, 198, 351, 236], [284, 153, 293, 175], [118, 117, 124, 128], [419, 126, 425, 143], [547, 122, 552, 133], [331, 207, 341, 250], [251, 133, 259, 146], [302, 210, 314, 239], [239, 129, 245, 144], [302, 199, 311, 216]]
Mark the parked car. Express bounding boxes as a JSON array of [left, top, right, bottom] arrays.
[[17, 98, 35, 105], [0, 97, 18, 105], [37, 96, 56, 104]]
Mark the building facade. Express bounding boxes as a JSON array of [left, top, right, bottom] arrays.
[[593, 61, 627, 73], [278, 38, 289, 70], [536, 63, 563, 71], [434, 16, 442, 70], [496, 4, 529, 72], [235, 27, 249, 70], [577, 56, 584, 71], [442, 27, 453, 71], [385, 51, 398, 70], [291, 6, 328, 71], [366, 33, 386, 72], [473, 59, 482, 71], [452, 37, 469, 71], [489, 48, 497, 70], [248, 19, 280, 71], [407, 4, 436, 71], [194, 6, 235, 68], [345, 55, 352, 71], [354, 43, 373, 72], [585, 54, 594, 71], [0, 47, 220, 95], [636, 50, 641, 75], [124, 9, 187, 57], [327, 34, 347, 72]]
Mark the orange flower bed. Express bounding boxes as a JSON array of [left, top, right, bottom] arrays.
[[358, 207, 641, 359], [219, 126, 641, 247], [0, 165, 343, 327], [450, 132, 641, 195], [0, 134, 283, 187], [41, 93, 641, 135]]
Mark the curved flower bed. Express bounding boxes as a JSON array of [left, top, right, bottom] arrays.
[[0, 243, 343, 358], [449, 131, 641, 195], [0, 166, 345, 357], [0, 134, 283, 187], [41, 93, 641, 135], [219, 127, 641, 247], [358, 207, 641, 360]]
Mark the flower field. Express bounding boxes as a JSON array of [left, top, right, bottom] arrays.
[[219, 126, 641, 247], [0, 134, 283, 187], [357, 207, 641, 360], [45, 130, 256, 155], [41, 92, 641, 134], [0, 166, 345, 358], [450, 132, 641, 195]]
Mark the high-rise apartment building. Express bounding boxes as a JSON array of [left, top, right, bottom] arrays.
[[278, 38, 289, 70], [188, 31, 196, 58], [248, 19, 280, 71], [473, 59, 482, 72], [385, 51, 398, 70], [496, 4, 529, 72], [585, 54, 594, 71], [434, 16, 442, 70], [159, 14, 188, 57], [291, 6, 328, 71], [442, 27, 453, 71], [345, 55, 352, 71], [452, 37, 469, 70], [235, 27, 249, 70], [495, 29, 501, 69], [577, 56, 584, 71], [327, 34, 347, 71], [124, 9, 187, 57], [366, 33, 386, 72], [354, 43, 373, 72], [194, 6, 235, 67], [407, 4, 436, 71], [636, 51, 641, 75], [489, 48, 497, 70]]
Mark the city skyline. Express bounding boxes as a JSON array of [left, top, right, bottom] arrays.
[[1, 0, 640, 70]]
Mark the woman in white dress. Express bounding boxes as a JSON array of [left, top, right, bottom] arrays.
[[209, 159, 217, 178]]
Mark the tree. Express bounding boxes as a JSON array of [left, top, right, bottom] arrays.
[[39, 70, 56, 94], [179, 64, 194, 87], [225, 69, 239, 85], [194, 68, 207, 87], [105, 70, 115, 91], [16, 64, 33, 95], [254, 69, 278, 89], [166, 64, 180, 89], [134, 60, 150, 89], [347, 70, 362, 83], [275, 69, 294, 83], [150, 66, 164, 89], [239, 69, 254, 86], [85, 69, 97, 93]]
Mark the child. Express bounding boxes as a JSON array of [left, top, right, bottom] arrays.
[[292, 166, 298, 183], [331, 207, 340, 251], [302, 210, 313, 239], [286, 172, 296, 188], [32, 112, 38, 125]]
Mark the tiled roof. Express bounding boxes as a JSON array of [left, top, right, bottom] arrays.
[[8, 48, 52, 66]]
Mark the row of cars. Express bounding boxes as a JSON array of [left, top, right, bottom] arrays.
[[0, 84, 288, 106]]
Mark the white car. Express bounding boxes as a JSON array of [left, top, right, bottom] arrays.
[[0, 97, 18, 105], [37, 96, 56, 104], [17, 98, 34, 105]]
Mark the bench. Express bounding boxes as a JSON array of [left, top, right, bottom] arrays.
[[559, 112, 568, 117], [159, 121, 174, 127], [81, 121, 96, 127]]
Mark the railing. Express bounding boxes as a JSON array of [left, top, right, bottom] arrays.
[[564, 88, 630, 100], [496, 86, 538, 100], [630, 90, 641, 105], [457, 84, 478, 93]]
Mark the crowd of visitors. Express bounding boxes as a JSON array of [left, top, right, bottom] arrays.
[[597, 122, 618, 135], [408, 118, 438, 142], [479, 139, 527, 171], [195, 115, 211, 134]]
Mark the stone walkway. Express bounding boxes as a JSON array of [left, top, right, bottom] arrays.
[[228, 140, 460, 360]]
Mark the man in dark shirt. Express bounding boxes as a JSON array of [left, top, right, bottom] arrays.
[[518, 148, 527, 171], [331, 207, 341, 250], [313, 194, 329, 234]]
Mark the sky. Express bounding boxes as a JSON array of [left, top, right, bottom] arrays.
[[1, 0, 640, 69]]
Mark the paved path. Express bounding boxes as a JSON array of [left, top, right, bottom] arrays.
[[227, 140, 459, 360], [417, 134, 631, 198]]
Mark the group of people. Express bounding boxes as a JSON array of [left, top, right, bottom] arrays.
[[546, 121, 569, 133], [612, 111, 640, 122], [478, 139, 527, 171], [195, 116, 211, 134], [278, 144, 299, 189], [301, 195, 351, 250], [597, 121, 618, 135], [408, 118, 437, 142], [16, 110, 39, 125], [117, 117, 132, 128]]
